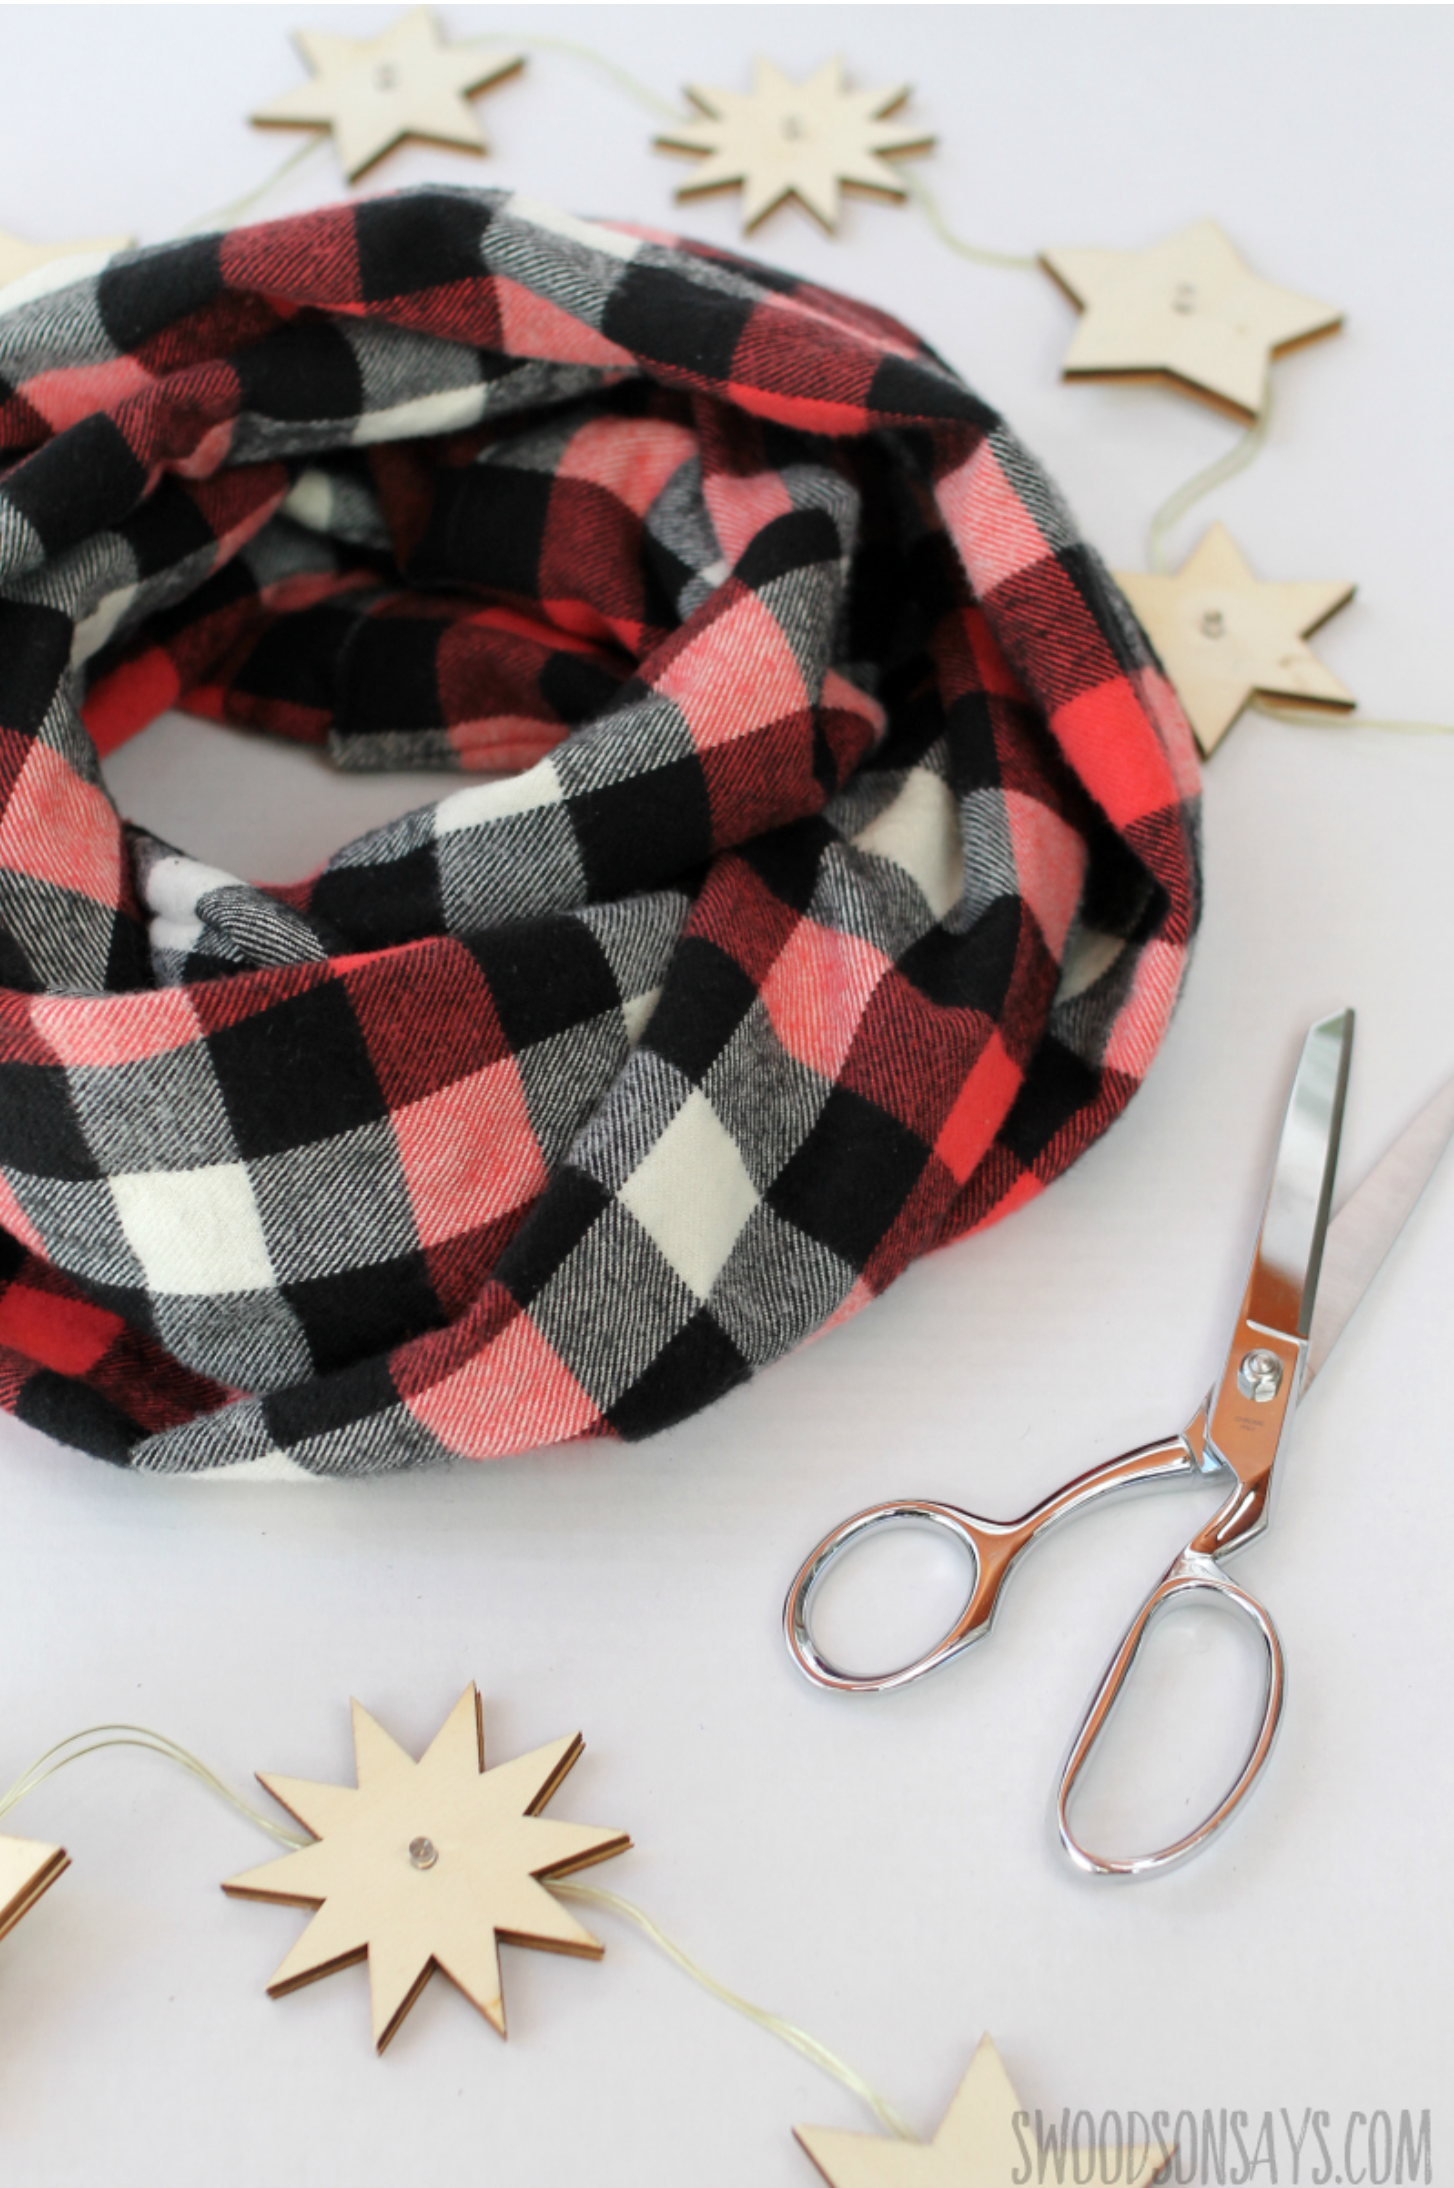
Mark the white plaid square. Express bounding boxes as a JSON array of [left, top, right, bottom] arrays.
[[852, 766, 964, 923], [617, 1087, 760, 1300], [109, 1163, 274, 1296]]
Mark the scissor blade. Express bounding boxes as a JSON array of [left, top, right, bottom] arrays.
[[1241, 1010, 1354, 1343], [1305, 1069, 1454, 1388]]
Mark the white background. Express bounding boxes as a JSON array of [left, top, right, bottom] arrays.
[[0, 6, 1451, 2182]]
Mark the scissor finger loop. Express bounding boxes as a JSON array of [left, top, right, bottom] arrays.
[[1056, 1550, 1287, 1880], [784, 1501, 1018, 1695]]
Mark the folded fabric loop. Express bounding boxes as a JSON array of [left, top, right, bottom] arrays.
[[0, 188, 1200, 1476]]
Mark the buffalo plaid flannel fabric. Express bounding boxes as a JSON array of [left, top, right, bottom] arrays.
[[0, 189, 1200, 1477]]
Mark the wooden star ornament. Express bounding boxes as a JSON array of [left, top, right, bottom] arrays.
[[223, 1686, 629, 2051], [796, 2035, 1171, 2188], [1116, 523, 1355, 756], [252, 7, 524, 182], [0, 1832, 68, 1946], [1042, 220, 1341, 421], [657, 58, 933, 232], [0, 228, 132, 292]]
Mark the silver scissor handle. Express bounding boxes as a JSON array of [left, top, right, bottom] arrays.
[[1056, 1546, 1286, 1879], [784, 1500, 1018, 1694], [785, 1434, 1203, 1697]]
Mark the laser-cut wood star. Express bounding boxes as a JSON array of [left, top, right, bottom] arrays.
[[796, 2035, 1171, 2188], [0, 1832, 68, 1946], [223, 1686, 629, 2051], [252, 7, 524, 182], [1116, 522, 1355, 756], [1042, 219, 1342, 421], [657, 58, 933, 232], [0, 228, 132, 292]]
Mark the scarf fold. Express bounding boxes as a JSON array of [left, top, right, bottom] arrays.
[[0, 188, 1199, 1477]]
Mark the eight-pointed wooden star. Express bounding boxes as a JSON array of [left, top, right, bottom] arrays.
[[0, 1832, 69, 1947], [1042, 219, 1341, 421], [1116, 522, 1355, 756], [223, 1686, 629, 2051], [0, 228, 132, 293], [796, 2035, 1172, 2188], [251, 7, 523, 182], [656, 58, 933, 233]]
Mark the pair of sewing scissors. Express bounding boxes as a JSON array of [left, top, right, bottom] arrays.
[[785, 1011, 1454, 1878]]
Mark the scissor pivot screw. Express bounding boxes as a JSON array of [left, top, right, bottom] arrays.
[[1238, 1349, 1284, 1403]]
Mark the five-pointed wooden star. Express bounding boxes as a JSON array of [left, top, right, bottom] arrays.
[[251, 7, 524, 182], [796, 2035, 1171, 2188], [0, 228, 132, 291], [1042, 219, 1342, 421], [1116, 522, 1355, 756], [223, 1686, 629, 2051], [656, 57, 933, 232], [0, 1832, 69, 1946]]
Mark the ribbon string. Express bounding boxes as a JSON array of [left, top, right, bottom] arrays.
[[503, 30, 684, 123], [554, 1882, 917, 2140], [900, 173, 1039, 273], [176, 135, 331, 237], [1147, 396, 1273, 573], [0, 1724, 308, 1847], [0, 1722, 917, 2138], [1251, 703, 1454, 736]]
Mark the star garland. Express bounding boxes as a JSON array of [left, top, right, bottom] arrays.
[[251, 6, 524, 182], [11, 34, 1372, 759], [655, 58, 933, 233], [1042, 218, 1342, 423], [642, 64, 1362, 754], [246, 13, 1368, 756], [0, 1699, 1170, 2184], [1116, 525, 1355, 756], [0, 9, 1428, 754], [0, 1830, 68, 1945], [0, 226, 133, 292], [223, 1687, 629, 2051], [797, 2035, 1170, 2188]]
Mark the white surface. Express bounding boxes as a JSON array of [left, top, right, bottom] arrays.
[[2, 6, 1452, 2179]]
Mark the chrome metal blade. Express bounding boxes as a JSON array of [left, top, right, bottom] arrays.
[[1305, 1068, 1454, 1388], [1241, 1010, 1354, 1342]]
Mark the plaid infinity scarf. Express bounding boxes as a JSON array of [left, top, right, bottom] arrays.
[[0, 189, 1200, 1478]]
